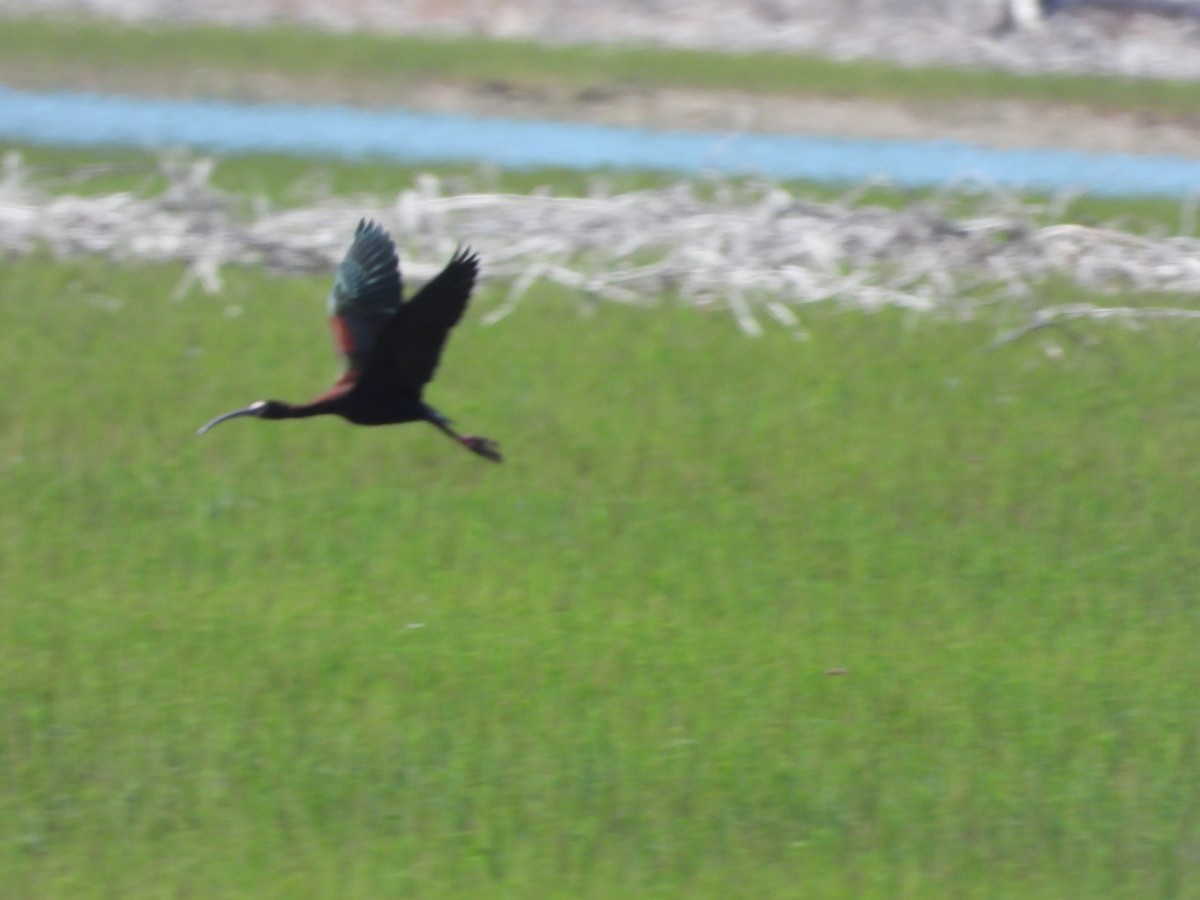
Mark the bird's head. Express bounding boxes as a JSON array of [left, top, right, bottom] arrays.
[[196, 400, 289, 435]]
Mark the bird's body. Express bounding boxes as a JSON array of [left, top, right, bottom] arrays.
[[198, 220, 501, 462]]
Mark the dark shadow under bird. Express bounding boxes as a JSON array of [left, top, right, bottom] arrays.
[[197, 220, 501, 462]]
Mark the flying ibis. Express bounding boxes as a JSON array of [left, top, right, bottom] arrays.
[[197, 219, 501, 462]]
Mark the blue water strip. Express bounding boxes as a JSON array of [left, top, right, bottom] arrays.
[[1, 86, 1198, 196]]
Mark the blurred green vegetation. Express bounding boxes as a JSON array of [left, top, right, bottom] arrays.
[[2, 244, 1200, 895], [2, 15, 1200, 119], [3, 18, 1199, 890]]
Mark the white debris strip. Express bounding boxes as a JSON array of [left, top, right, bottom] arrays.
[[988, 303, 1200, 348], [2, 154, 1200, 336]]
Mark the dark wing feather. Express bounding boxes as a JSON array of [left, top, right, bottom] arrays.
[[326, 219, 402, 376], [358, 247, 480, 393]]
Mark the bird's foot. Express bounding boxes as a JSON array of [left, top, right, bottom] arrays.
[[462, 436, 503, 463]]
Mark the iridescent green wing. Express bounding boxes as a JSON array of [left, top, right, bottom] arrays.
[[326, 219, 403, 377]]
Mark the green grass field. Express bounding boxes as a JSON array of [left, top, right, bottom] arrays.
[[4, 15, 1200, 896], [3, 243, 1200, 896]]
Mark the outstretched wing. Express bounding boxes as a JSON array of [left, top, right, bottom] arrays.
[[326, 219, 402, 376], [358, 247, 479, 393]]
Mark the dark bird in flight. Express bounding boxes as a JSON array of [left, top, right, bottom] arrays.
[[197, 220, 501, 462]]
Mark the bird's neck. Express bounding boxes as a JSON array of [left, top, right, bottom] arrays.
[[268, 398, 341, 420], [268, 383, 355, 420]]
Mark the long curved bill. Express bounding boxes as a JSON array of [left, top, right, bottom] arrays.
[[196, 403, 265, 435]]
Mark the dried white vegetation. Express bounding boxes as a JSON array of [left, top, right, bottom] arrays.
[[2, 153, 1199, 337]]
